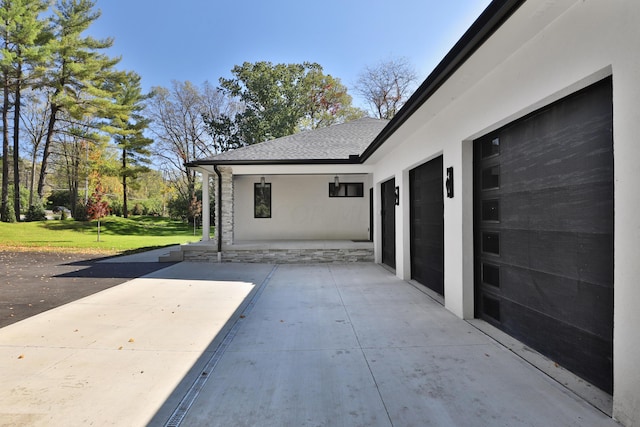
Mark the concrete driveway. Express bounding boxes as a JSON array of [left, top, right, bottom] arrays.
[[0, 262, 617, 426]]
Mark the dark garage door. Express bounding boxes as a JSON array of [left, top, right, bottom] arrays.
[[410, 156, 444, 295], [474, 77, 613, 393], [381, 178, 396, 269]]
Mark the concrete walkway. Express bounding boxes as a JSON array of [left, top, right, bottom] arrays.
[[0, 261, 618, 426]]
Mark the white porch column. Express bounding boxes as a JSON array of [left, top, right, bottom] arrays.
[[201, 172, 210, 241]]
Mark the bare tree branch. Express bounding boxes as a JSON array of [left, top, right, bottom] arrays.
[[353, 56, 419, 120]]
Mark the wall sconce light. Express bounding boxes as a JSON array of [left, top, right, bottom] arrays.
[[334, 175, 340, 188], [446, 167, 454, 198], [260, 176, 266, 188], [395, 186, 400, 206]]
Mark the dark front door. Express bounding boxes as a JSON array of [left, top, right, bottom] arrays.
[[410, 156, 444, 295], [474, 77, 614, 393], [381, 178, 396, 269]]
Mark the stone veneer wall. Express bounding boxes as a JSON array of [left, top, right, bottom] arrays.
[[213, 166, 234, 246], [182, 247, 374, 263]]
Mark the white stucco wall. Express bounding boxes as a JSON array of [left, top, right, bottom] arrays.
[[367, 0, 640, 424], [233, 174, 371, 241]]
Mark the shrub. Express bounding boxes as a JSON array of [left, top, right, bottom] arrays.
[[108, 199, 123, 217], [143, 198, 163, 216], [132, 203, 144, 216], [25, 205, 47, 222], [5, 202, 16, 222], [74, 203, 88, 221], [167, 196, 189, 220], [47, 190, 71, 209]]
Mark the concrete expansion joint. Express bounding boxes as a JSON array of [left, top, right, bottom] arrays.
[[163, 264, 279, 427]]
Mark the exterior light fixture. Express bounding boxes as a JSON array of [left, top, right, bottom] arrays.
[[260, 176, 266, 188], [446, 167, 454, 198], [334, 175, 340, 188]]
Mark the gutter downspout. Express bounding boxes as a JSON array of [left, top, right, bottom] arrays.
[[213, 165, 223, 262]]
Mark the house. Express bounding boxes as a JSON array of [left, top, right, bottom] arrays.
[[184, 117, 386, 263], [186, 0, 640, 425]]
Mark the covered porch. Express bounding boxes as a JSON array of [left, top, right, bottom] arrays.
[[181, 117, 387, 264], [180, 162, 375, 263]]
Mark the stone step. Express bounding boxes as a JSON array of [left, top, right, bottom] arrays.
[[158, 249, 184, 263]]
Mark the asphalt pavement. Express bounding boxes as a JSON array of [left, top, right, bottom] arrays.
[[0, 249, 176, 328]]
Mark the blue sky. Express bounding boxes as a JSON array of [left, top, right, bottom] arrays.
[[88, 0, 492, 107]]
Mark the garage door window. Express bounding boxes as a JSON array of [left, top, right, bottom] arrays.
[[481, 166, 500, 190], [482, 295, 501, 322], [482, 199, 500, 222], [482, 232, 500, 255], [481, 137, 500, 158], [482, 263, 500, 288]]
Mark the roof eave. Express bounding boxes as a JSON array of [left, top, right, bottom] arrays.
[[358, 0, 527, 162], [186, 157, 359, 168]]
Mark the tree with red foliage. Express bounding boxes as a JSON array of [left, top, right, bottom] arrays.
[[86, 182, 110, 242]]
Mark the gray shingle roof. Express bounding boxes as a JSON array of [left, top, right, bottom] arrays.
[[192, 118, 388, 164]]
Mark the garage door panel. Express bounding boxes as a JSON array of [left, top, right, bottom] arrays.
[[410, 156, 444, 295], [497, 298, 613, 394], [413, 266, 444, 294], [474, 77, 613, 393], [499, 182, 614, 233], [499, 83, 613, 192], [498, 266, 614, 339], [381, 178, 396, 269], [499, 129, 613, 195], [414, 253, 444, 269], [499, 161, 612, 195], [413, 223, 443, 241], [496, 230, 613, 286], [418, 202, 445, 220]]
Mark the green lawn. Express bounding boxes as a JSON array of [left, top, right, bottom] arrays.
[[0, 216, 205, 254]]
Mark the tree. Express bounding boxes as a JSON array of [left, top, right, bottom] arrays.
[[20, 88, 49, 208], [37, 0, 120, 200], [0, 8, 10, 221], [117, 118, 152, 218], [86, 180, 108, 241], [299, 69, 364, 130], [212, 61, 364, 146], [12, 1, 48, 219], [104, 71, 152, 218], [353, 56, 418, 120], [200, 81, 243, 153], [147, 80, 221, 223], [56, 117, 105, 217], [0, 0, 47, 220], [217, 61, 307, 144]]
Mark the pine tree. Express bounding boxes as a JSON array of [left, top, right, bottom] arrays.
[[37, 0, 120, 200], [0, 4, 10, 221], [0, 0, 49, 221], [103, 71, 152, 218]]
